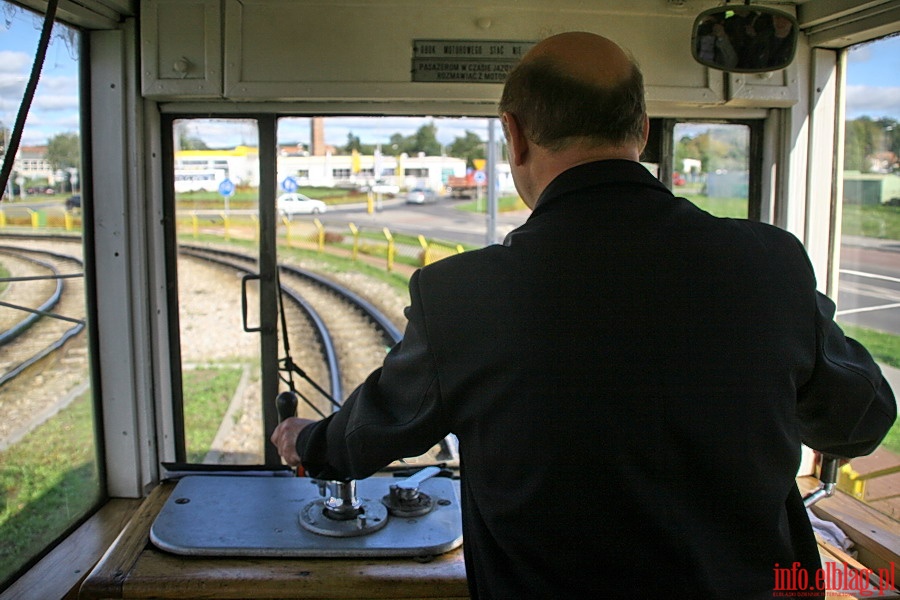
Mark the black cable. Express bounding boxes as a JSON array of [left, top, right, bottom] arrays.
[[0, 0, 61, 201]]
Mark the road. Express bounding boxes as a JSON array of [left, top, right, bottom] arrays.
[[837, 239, 900, 335], [323, 200, 900, 336], [319, 197, 528, 247]]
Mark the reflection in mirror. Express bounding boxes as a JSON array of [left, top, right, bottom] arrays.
[[692, 6, 798, 73]]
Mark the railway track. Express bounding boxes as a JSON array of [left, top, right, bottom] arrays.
[[0, 235, 454, 467], [0, 237, 87, 451], [180, 244, 402, 420]]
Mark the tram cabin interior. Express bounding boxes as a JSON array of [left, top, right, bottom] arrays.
[[1, 0, 899, 598]]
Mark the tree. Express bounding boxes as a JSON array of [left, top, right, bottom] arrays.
[[175, 122, 209, 150], [448, 131, 485, 168], [46, 132, 80, 170], [844, 116, 899, 173]]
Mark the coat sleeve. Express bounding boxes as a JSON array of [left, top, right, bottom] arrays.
[[797, 292, 896, 458], [296, 270, 451, 480]]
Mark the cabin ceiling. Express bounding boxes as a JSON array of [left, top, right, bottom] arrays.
[[9, 0, 900, 48]]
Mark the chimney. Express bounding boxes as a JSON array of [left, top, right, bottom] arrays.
[[310, 117, 326, 156]]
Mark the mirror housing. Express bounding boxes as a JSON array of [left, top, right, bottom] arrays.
[[692, 5, 798, 73]]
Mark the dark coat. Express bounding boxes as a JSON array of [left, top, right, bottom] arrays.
[[299, 159, 896, 599]]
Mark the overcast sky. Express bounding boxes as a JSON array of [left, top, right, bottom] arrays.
[[0, 11, 898, 148]]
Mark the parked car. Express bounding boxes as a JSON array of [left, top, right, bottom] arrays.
[[65, 194, 81, 211], [276, 193, 327, 217], [405, 188, 438, 205]]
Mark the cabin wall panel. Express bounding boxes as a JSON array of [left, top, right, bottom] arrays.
[[138, 0, 743, 109]]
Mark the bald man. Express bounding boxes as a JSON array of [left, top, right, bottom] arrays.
[[273, 32, 894, 598]]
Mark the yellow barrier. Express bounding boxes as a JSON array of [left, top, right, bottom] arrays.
[[383, 227, 395, 272], [418, 234, 430, 265], [314, 218, 325, 252], [838, 462, 900, 502], [0, 210, 5, 228], [349, 223, 360, 260]]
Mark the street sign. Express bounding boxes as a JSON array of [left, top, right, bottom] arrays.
[[473, 171, 486, 184], [281, 176, 298, 192], [218, 179, 235, 197]]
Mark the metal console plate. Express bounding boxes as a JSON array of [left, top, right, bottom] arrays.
[[150, 475, 463, 558]]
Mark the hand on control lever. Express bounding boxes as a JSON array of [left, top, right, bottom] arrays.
[[271, 416, 317, 468], [271, 391, 316, 472]]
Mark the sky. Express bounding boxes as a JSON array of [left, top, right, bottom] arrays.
[[0, 6, 898, 149]]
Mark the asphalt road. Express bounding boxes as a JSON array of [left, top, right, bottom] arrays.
[[837, 240, 900, 335]]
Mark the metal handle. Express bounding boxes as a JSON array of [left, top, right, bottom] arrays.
[[241, 273, 261, 332], [396, 466, 441, 491]]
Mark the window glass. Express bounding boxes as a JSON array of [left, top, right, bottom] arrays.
[[0, 3, 100, 587], [838, 35, 900, 521], [673, 123, 750, 218], [172, 118, 263, 464]]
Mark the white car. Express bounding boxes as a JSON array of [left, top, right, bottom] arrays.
[[277, 193, 327, 217]]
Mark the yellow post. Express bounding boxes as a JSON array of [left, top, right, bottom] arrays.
[[383, 227, 395, 272], [30, 209, 39, 229], [367, 191, 374, 215], [314, 218, 325, 252], [65, 211, 73, 231], [221, 212, 230, 240], [417, 234, 430, 266], [0, 210, 6, 228], [192, 212, 199, 238], [349, 223, 360, 260], [284, 216, 292, 245], [456, 244, 465, 254]]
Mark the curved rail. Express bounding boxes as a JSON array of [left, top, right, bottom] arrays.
[[181, 243, 403, 344], [179, 246, 349, 408], [0, 246, 86, 388]]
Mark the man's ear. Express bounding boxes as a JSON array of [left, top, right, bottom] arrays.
[[501, 112, 528, 167]]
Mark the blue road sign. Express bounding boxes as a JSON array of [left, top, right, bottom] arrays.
[[474, 170, 486, 184], [281, 176, 298, 192], [218, 179, 235, 197]]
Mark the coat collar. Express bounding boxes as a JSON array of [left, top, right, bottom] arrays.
[[529, 159, 673, 219]]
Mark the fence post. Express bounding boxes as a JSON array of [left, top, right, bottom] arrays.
[[192, 212, 199, 239], [221, 212, 230, 240], [349, 223, 360, 260], [0, 209, 6, 228], [29, 209, 39, 229], [314, 218, 325, 252], [417, 234, 430, 266], [383, 227, 395, 272], [65, 211, 74, 231]]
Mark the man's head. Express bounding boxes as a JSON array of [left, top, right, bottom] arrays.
[[498, 32, 648, 207]]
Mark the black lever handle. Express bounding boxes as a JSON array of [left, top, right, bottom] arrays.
[[275, 391, 303, 476], [276, 390, 298, 422]]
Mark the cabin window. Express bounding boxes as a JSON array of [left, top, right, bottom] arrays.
[[0, 3, 101, 587], [836, 35, 900, 522], [673, 122, 752, 219]]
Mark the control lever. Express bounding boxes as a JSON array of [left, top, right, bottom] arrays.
[[803, 454, 840, 507], [275, 391, 303, 476]]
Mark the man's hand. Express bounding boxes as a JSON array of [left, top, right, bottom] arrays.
[[270, 417, 317, 467]]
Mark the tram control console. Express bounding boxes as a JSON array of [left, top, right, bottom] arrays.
[[149, 391, 463, 559]]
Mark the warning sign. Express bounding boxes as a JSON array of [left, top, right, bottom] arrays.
[[412, 40, 535, 83]]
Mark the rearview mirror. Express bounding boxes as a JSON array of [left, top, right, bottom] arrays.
[[692, 6, 798, 73]]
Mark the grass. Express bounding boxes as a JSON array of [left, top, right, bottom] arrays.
[[0, 365, 245, 585], [455, 194, 528, 213], [841, 203, 900, 240], [680, 193, 749, 219], [0, 391, 101, 585], [839, 325, 900, 369], [182, 366, 245, 462]]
